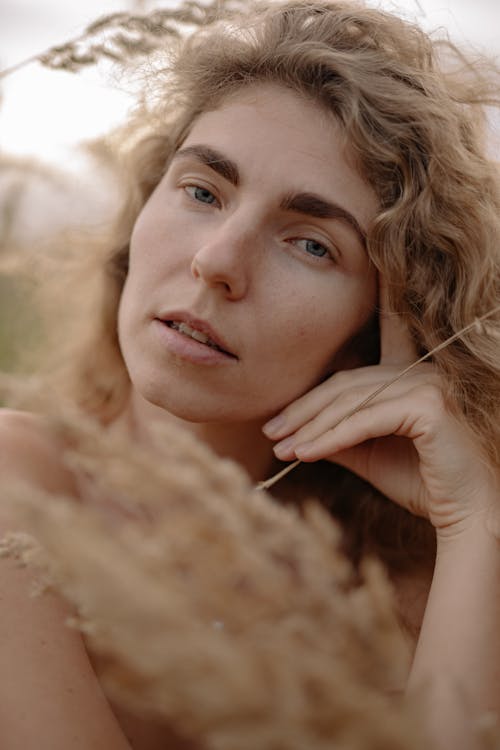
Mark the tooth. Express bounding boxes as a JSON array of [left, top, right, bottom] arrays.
[[191, 330, 210, 344], [175, 321, 214, 346]]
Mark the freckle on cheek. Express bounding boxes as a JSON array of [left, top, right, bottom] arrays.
[[296, 325, 310, 340]]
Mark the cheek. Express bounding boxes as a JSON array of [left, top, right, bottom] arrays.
[[117, 276, 138, 345], [128, 207, 187, 284], [266, 305, 339, 385], [295, 319, 311, 338], [129, 210, 162, 269], [273, 278, 377, 369]]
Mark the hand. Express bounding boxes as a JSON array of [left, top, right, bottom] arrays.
[[263, 281, 499, 533]]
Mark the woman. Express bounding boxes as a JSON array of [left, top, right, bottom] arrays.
[[1, 1, 499, 748]]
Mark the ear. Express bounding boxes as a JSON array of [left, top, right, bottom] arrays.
[[325, 313, 380, 376]]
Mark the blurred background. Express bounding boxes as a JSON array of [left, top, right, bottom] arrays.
[[0, 0, 498, 371], [1, 0, 498, 159]]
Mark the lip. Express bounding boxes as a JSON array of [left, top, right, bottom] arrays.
[[154, 311, 238, 361]]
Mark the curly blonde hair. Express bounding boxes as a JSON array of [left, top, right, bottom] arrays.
[[22, 0, 500, 467]]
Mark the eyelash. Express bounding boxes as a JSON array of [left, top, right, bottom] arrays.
[[183, 182, 338, 264], [289, 237, 337, 263], [184, 184, 220, 207]]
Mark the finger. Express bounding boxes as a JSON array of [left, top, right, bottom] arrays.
[[292, 394, 415, 462], [379, 275, 418, 365], [262, 376, 345, 439], [269, 363, 438, 458], [272, 375, 425, 460], [271, 383, 381, 459], [263, 363, 419, 440]]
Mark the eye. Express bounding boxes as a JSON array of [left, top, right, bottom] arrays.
[[185, 185, 218, 206], [292, 238, 336, 261]]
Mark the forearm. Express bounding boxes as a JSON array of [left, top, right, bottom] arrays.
[[407, 512, 500, 749]]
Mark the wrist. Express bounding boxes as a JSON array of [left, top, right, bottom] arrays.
[[435, 508, 500, 556], [432, 476, 500, 541]]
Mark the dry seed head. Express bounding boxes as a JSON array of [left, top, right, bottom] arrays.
[[1, 413, 424, 750]]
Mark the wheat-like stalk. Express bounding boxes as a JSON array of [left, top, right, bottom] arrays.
[[258, 304, 500, 491], [0, 13, 175, 79], [0, 1, 247, 80]]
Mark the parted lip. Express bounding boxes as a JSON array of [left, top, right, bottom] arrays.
[[155, 311, 237, 358]]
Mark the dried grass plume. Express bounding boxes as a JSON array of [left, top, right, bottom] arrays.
[[1, 413, 429, 750]]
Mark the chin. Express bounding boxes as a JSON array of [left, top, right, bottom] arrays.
[[139, 384, 260, 425], [129, 362, 297, 425]]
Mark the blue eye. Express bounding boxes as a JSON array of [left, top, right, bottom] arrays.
[[186, 185, 217, 205], [294, 238, 330, 259]]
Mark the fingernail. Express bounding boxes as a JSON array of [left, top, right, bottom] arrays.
[[294, 442, 314, 458], [273, 436, 295, 458], [263, 414, 285, 437]]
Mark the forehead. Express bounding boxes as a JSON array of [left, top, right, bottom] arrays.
[[179, 84, 379, 226]]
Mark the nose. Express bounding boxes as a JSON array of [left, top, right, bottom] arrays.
[[190, 218, 254, 300]]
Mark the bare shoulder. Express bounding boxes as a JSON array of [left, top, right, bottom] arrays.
[[0, 408, 77, 498], [0, 408, 133, 749], [0, 548, 132, 749]]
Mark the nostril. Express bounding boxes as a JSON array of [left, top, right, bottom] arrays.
[[189, 233, 250, 301]]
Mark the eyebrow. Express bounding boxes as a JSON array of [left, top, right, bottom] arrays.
[[280, 192, 366, 246], [173, 145, 240, 186], [173, 143, 367, 246]]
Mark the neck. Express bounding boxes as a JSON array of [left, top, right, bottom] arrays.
[[113, 390, 279, 484]]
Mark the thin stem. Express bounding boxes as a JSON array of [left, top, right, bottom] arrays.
[[0, 32, 89, 80], [0, 55, 42, 80], [257, 303, 500, 491]]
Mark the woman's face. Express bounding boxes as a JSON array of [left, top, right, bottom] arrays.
[[118, 84, 378, 424]]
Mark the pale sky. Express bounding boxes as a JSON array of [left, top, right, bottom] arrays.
[[0, 0, 498, 159]]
